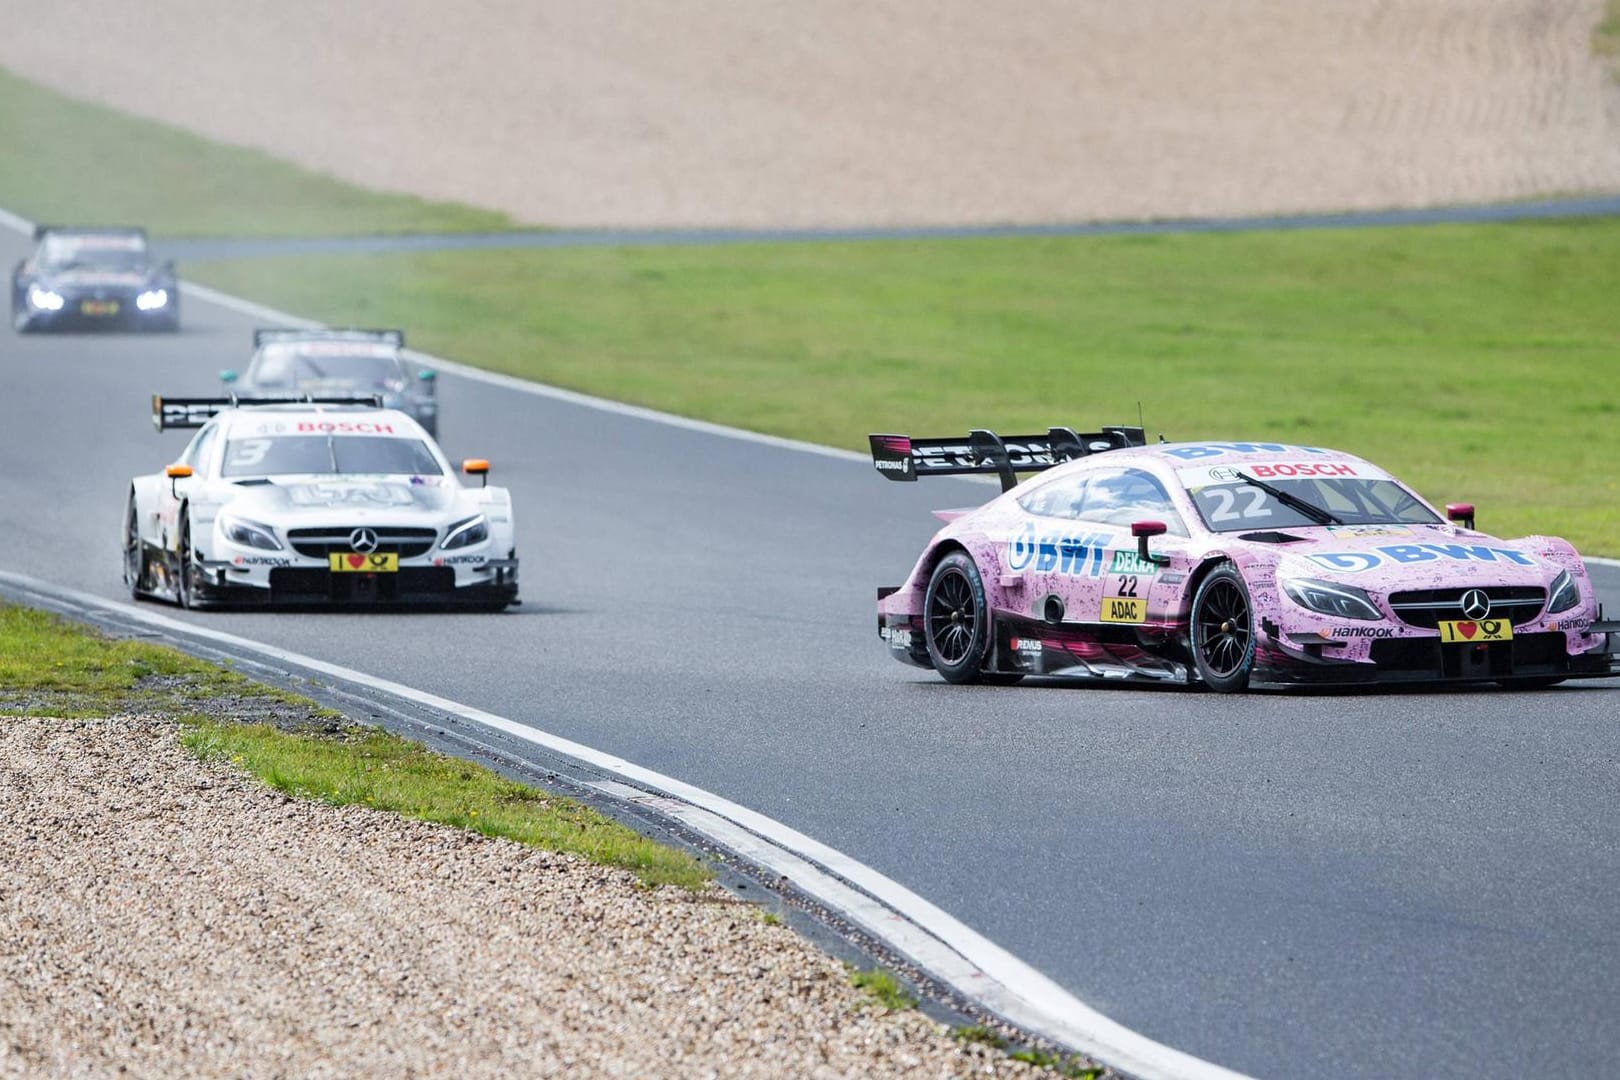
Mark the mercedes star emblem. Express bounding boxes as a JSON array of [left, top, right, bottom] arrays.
[[349, 527, 380, 554], [1459, 589, 1491, 621]]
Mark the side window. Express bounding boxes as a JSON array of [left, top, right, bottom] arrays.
[[1074, 468, 1188, 536], [252, 352, 292, 387], [1017, 473, 1088, 519], [180, 425, 218, 473]]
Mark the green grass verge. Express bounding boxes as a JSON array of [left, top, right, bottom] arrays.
[[0, 67, 514, 238], [1598, 0, 1620, 78], [187, 221, 1620, 554], [848, 966, 919, 1011], [0, 602, 709, 890]]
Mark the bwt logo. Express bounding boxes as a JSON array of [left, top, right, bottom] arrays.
[[1165, 442, 1332, 461], [1006, 523, 1111, 577], [1308, 543, 1538, 573]]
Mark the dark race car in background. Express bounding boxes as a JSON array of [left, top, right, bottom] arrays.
[[11, 226, 179, 332], [871, 427, 1619, 692], [223, 328, 440, 437]]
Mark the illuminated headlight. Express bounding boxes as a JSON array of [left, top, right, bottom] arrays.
[[218, 514, 282, 551], [136, 288, 169, 311], [1546, 570, 1580, 614], [1282, 578, 1382, 620], [27, 285, 65, 311], [441, 514, 488, 550]]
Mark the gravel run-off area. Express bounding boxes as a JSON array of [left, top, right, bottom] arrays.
[[0, 717, 1050, 1078], [0, 0, 1617, 228]]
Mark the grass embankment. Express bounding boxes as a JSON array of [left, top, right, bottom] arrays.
[[0, 602, 709, 890], [1598, 0, 1620, 79], [190, 225, 1620, 554], [0, 67, 513, 238], [2, 68, 1615, 554]]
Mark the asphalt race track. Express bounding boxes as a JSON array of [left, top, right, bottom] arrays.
[[3, 229, 1617, 1079]]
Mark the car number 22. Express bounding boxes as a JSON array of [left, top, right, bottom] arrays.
[[1205, 486, 1272, 522]]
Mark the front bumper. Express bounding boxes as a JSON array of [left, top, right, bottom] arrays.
[[16, 290, 177, 331], [1252, 622, 1620, 688], [192, 550, 519, 609]]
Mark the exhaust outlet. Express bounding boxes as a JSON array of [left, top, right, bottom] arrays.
[[1043, 595, 1065, 625]]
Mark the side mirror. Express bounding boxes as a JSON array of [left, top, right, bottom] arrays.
[[1131, 520, 1171, 566], [462, 458, 489, 488], [219, 369, 238, 385], [166, 463, 194, 497], [1446, 503, 1475, 530]]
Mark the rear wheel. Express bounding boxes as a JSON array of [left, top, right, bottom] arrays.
[[923, 552, 993, 684], [1191, 564, 1255, 692]]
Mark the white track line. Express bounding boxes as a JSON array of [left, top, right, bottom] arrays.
[[0, 570, 1249, 1080]]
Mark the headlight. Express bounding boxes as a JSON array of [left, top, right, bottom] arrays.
[[136, 288, 169, 311], [1282, 578, 1382, 620], [27, 285, 65, 311], [219, 514, 282, 551], [1546, 569, 1580, 615], [441, 515, 488, 550]]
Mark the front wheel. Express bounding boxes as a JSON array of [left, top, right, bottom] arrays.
[[176, 514, 198, 609], [123, 496, 147, 600], [1191, 564, 1255, 692], [923, 551, 992, 684]]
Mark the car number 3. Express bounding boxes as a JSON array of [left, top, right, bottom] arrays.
[[1206, 486, 1272, 522], [228, 438, 272, 467]]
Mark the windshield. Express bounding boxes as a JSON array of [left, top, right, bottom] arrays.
[[252, 351, 404, 389], [221, 435, 442, 478], [42, 234, 149, 270], [1188, 477, 1440, 533]]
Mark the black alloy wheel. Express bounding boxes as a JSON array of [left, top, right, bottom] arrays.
[[1191, 564, 1255, 692], [923, 551, 992, 684]]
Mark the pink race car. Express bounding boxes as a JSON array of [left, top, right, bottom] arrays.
[[871, 428, 1619, 691]]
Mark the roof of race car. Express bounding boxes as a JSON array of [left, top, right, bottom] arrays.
[[1053, 440, 1380, 475]]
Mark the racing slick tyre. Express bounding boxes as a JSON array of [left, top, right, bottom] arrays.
[[176, 513, 198, 610], [123, 496, 147, 600], [1191, 564, 1255, 693], [923, 551, 994, 684]]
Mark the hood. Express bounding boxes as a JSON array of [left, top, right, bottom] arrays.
[[222, 476, 459, 520], [1238, 523, 1560, 589]]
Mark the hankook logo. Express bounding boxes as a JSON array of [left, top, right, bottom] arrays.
[[349, 527, 380, 554], [1459, 589, 1491, 621]]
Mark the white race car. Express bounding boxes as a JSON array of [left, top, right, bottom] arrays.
[[125, 396, 519, 610]]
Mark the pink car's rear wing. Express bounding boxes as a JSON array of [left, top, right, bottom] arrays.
[[868, 426, 1146, 492]]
